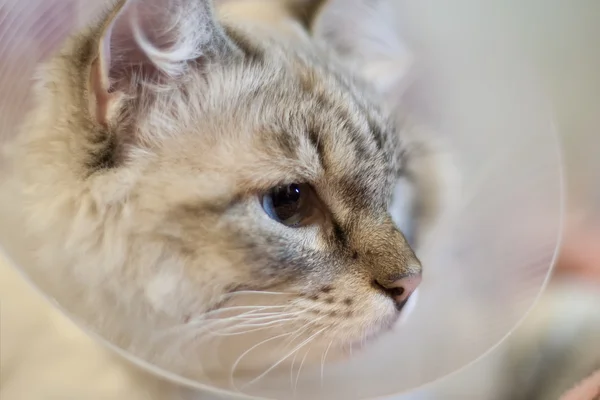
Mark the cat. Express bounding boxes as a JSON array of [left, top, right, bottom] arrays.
[[1, 0, 456, 394]]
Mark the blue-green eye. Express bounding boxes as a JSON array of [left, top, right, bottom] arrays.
[[262, 183, 312, 227]]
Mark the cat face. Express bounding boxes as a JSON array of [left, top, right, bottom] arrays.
[[133, 59, 422, 376], [10, 0, 430, 384]]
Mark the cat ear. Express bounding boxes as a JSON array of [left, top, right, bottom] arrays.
[[90, 0, 238, 126], [311, 0, 412, 96]]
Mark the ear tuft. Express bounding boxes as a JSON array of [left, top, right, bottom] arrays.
[[89, 0, 237, 126], [127, 2, 203, 79]]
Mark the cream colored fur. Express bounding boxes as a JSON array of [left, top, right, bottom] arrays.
[[3, 0, 600, 399], [0, 0, 459, 397]]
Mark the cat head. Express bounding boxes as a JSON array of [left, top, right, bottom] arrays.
[[11, 0, 431, 386]]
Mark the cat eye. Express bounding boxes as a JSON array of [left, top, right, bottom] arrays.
[[261, 183, 315, 227]]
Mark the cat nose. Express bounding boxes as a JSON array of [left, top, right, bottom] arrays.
[[375, 272, 422, 310]]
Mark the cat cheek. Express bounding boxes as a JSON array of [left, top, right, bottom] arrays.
[[144, 271, 184, 316]]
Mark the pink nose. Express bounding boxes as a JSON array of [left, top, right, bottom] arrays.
[[375, 273, 422, 310]]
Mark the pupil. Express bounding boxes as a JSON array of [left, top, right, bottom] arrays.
[[273, 184, 301, 206], [272, 184, 303, 222], [286, 184, 301, 202]]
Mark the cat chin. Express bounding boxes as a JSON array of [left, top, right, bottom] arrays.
[[190, 306, 407, 381], [346, 324, 396, 356], [346, 290, 420, 354]]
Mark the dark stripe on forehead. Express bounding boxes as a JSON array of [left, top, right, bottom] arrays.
[[322, 68, 393, 156], [338, 157, 391, 210], [299, 70, 385, 161], [307, 127, 327, 169], [310, 94, 377, 163], [295, 64, 394, 212], [266, 128, 299, 158], [338, 176, 377, 210]]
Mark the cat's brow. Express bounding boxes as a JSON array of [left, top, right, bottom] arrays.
[[306, 128, 327, 170], [300, 83, 385, 172]]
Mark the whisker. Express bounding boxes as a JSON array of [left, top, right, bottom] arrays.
[[243, 327, 327, 388], [218, 310, 305, 321], [290, 346, 300, 393], [200, 321, 291, 340], [209, 309, 302, 325], [192, 314, 298, 343], [197, 311, 301, 326], [182, 307, 292, 331], [230, 331, 293, 390], [208, 318, 298, 336], [359, 329, 369, 351], [155, 308, 280, 337], [209, 323, 289, 338], [218, 290, 298, 299], [200, 305, 288, 319], [228, 317, 297, 328], [294, 344, 311, 394], [159, 307, 304, 346], [172, 306, 287, 331], [320, 339, 335, 386], [284, 315, 327, 348]]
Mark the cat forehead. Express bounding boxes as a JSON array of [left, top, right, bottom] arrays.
[[217, 56, 394, 189], [212, 42, 394, 154], [137, 30, 398, 211]]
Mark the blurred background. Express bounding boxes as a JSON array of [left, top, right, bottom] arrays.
[[1, 0, 599, 399], [404, 1, 600, 398]]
